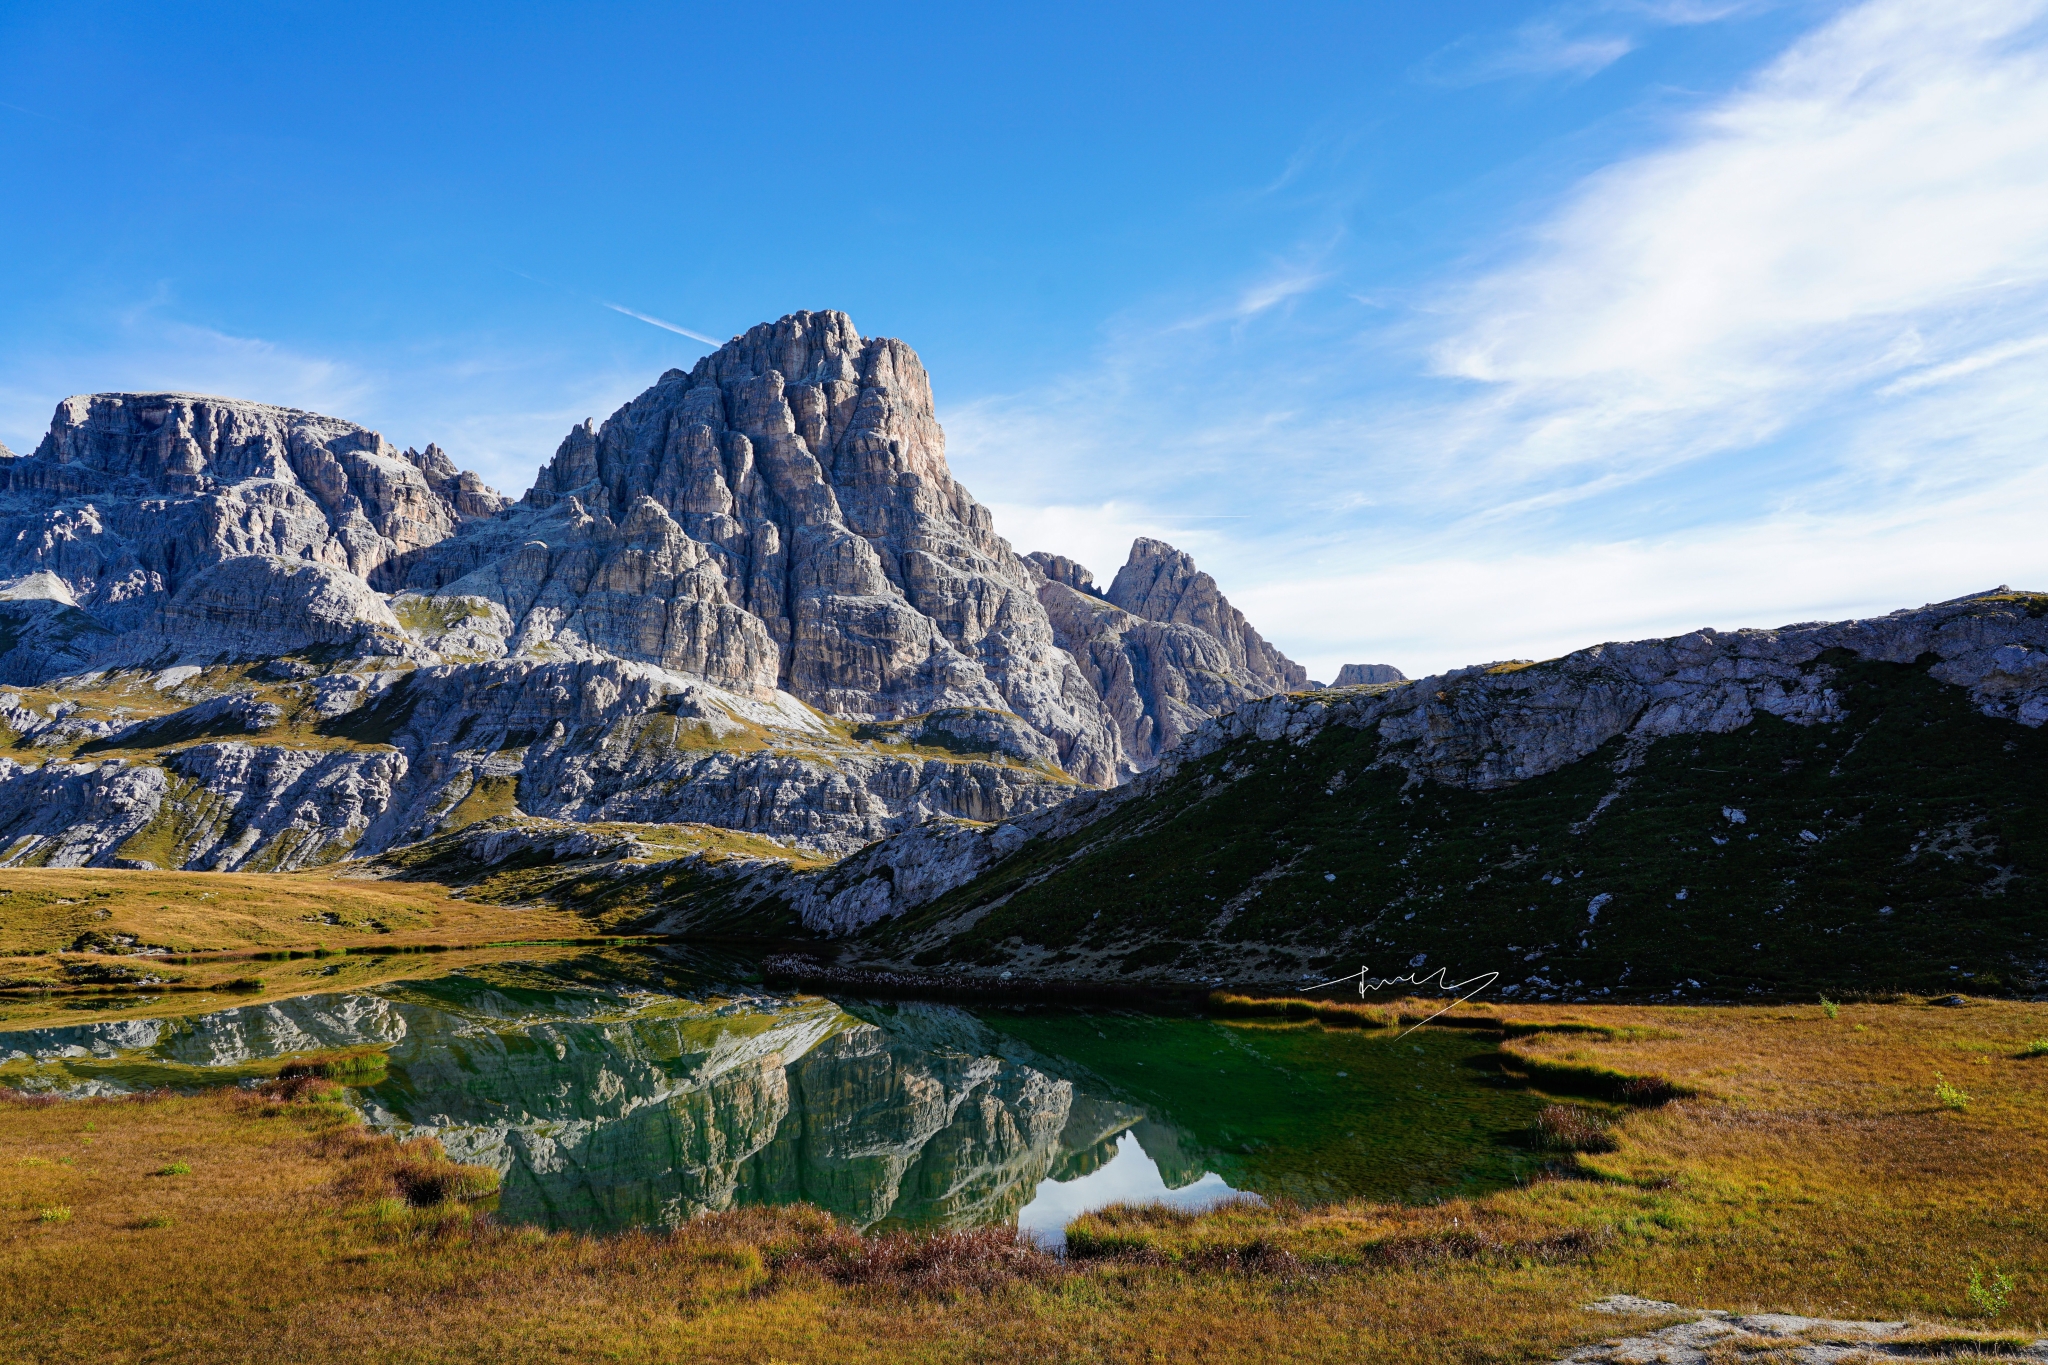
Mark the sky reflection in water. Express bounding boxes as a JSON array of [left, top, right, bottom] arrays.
[[1015, 1130, 1246, 1249]]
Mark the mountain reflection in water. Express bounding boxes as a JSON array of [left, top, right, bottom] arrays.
[[0, 949, 1554, 1235]]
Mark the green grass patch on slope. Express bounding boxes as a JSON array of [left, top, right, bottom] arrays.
[[868, 654, 2048, 998]]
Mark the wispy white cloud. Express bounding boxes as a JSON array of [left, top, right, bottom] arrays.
[[1427, 0, 2048, 491], [1420, 0, 1778, 87]]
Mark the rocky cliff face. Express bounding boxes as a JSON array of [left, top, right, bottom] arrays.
[[1, 394, 506, 631], [1024, 540, 1308, 776]]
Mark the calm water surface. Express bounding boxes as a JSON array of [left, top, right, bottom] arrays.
[[0, 948, 1557, 1241]]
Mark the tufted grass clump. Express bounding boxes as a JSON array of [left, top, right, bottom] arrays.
[[1528, 1103, 1619, 1153], [37, 1205, 71, 1223], [1934, 1071, 1972, 1111], [152, 1161, 191, 1176]]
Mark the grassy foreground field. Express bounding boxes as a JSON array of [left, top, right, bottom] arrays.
[[0, 868, 610, 1029], [2, 994, 2044, 1364]]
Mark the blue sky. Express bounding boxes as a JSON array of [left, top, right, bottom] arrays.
[[4, 1, 2046, 681]]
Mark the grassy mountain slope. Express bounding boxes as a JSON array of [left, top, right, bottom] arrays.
[[853, 653, 2048, 1000]]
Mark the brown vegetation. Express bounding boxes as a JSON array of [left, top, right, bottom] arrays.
[[0, 995, 2043, 1363], [0, 868, 617, 1028]]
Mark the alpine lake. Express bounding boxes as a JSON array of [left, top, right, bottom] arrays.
[[0, 946, 1569, 1247]]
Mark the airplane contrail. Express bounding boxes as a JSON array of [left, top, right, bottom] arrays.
[[603, 303, 721, 347]]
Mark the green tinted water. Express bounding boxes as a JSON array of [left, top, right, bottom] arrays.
[[0, 949, 1560, 1236]]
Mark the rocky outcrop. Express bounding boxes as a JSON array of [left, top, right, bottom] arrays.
[[1334, 663, 1405, 686], [98, 555, 427, 668], [0, 393, 504, 635], [386, 493, 781, 694], [1563, 1297, 2048, 1364], [771, 588, 2048, 938], [0, 655, 1080, 868], [1107, 539, 1305, 692], [395, 312, 1121, 783], [0, 573, 115, 681], [1024, 541, 1308, 776]]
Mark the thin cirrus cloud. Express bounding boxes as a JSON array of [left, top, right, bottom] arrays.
[[1419, 23, 1637, 85], [954, 0, 2048, 682], [1412, 0, 1768, 86]]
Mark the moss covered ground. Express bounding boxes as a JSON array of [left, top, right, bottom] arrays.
[[869, 656, 2047, 999]]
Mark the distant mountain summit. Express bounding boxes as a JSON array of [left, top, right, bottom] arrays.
[[1026, 539, 1307, 776]]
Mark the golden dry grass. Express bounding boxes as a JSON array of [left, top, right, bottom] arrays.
[[0, 996, 2043, 1364], [0, 868, 607, 1029]]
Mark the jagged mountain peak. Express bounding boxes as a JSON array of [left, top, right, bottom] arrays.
[[1023, 537, 1308, 778], [1105, 537, 1306, 692], [402, 310, 1124, 783]]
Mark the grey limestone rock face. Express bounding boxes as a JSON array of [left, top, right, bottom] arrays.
[[1334, 663, 1405, 686], [98, 555, 428, 668], [0, 393, 505, 634], [1106, 538, 1306, 692], [1024, 540, 1309, 777], [0, 573, 115, 680], [396, 311, 1120, 783]]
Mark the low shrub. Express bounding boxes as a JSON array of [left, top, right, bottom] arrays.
[[1529, 1104, 1618, 1153], [384, 1138, 500, 1209], [1934, 1072, 1971, 1112], [1360, 1225, 1610, 1269], [767, 1222, 1056, 1294], [2018, 1038, 2048, 1059], [1965, 1264, 2017, 1318], [136, 1214, 173, 1229], [1616, 1074, 1681, 1106], [153, 1161, 191, 1176], [37, 1206, 71, 1223], [256, 1074, 343, 1104], [0, 1089, 62, 1108]]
